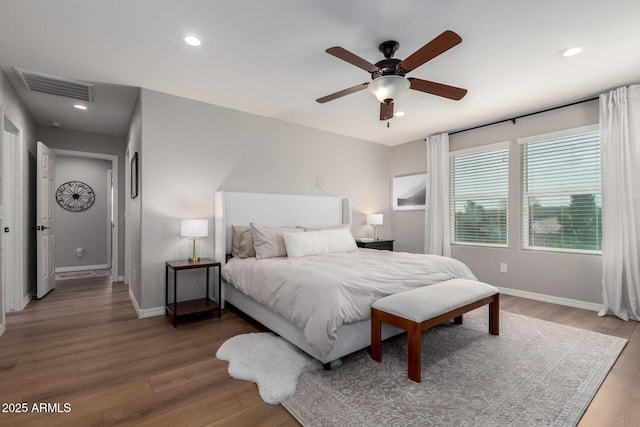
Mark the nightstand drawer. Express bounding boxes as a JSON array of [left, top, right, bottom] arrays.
[[356, 240, 394, 251]]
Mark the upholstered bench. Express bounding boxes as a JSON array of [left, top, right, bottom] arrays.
[[370, 279, 500, 382]]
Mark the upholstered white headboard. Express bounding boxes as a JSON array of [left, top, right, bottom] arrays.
[[214, 191, 352, 264]]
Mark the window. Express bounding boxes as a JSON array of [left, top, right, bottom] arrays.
[[449, 143, 509, 246], [520, 125, 601, 253]]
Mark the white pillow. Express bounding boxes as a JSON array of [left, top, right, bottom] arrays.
[[283, 228, 357, 258], [283, 231, 327, 258], [324, 228, 358, 253]]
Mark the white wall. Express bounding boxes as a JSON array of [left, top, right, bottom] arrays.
[[135, 89, 391, 311], [54, 156, 111, 269], [36, 127, 127, 277], [0, 70, 37, 320], [391, 100, 602, 305]]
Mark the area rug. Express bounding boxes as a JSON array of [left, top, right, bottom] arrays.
[[55, 268, 113, 286], [282, 309, 626, 427], [55, 268, 111, 280], [216, 332, 318, 404]]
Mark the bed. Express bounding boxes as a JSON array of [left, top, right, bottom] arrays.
[[214, 191, 476, 366]]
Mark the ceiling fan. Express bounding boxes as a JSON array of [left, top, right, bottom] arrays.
[[316, 30, 467, 122]]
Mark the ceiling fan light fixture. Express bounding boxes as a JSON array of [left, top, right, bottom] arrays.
[[368, 75, 410, 104]]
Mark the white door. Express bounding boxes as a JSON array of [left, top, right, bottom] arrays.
[[36, 141, 55, 298]]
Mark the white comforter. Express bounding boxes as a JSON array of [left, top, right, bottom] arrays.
[[222, 249, 477, 358]]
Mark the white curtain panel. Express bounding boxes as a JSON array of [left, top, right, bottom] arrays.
[[599, 84, 640, 321], [424, 133, 451, 257]]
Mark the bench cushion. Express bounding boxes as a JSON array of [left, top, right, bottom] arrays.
[[371, 279, 499, 323]]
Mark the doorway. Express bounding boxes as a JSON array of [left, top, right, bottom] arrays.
[[53, 149, 119, 283]]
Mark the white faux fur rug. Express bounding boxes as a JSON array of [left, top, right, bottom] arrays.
[[216, 332, 318, 404]]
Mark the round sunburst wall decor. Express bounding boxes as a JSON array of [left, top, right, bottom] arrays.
[[55, 180, 96, 212]]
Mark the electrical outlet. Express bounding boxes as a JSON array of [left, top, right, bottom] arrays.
[[500, 263, 508, 273]]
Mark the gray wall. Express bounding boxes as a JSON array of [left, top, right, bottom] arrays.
[[36, 126, 127, 277], [0, 70, 37, 317], [126, 95, 142, 305], [390, 100, 602, 304], [54, 156, 111, 269], [133, 88, 391, 310]]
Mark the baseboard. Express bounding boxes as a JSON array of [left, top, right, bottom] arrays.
[[139, 306, 165, 318], [128, 287, 165, 318], [116, 275, 124, 282], [21, 292, 32, 310], [498, 286, 602, 312], [129, 287, 142, 318], [56, 264, 109, 273]]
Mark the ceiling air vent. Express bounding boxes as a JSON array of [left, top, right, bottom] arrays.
[[14, 67, 93, 102]]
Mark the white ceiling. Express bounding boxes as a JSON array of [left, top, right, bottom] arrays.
[[0, 0, 639, 145]]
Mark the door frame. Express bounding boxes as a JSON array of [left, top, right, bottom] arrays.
[[1, 109, 26, 314], [0, 111, 4, 333], [53, 149, 119, 282], [2, 128, 17, 310]]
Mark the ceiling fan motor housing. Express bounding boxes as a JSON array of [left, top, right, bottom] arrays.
[[372, 58, 405, 79]]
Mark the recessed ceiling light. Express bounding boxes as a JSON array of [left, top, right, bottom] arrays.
[[73, 104, 87, 110], [394, 111, 405, 117], [560, 45, 586, 58], [183, 34, 202, 47]]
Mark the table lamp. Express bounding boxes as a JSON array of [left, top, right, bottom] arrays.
[[366, 214, 383, 241], [180, 219, 208, 263]]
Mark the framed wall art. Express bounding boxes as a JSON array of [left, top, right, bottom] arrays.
[[393, 173, 428, 210]]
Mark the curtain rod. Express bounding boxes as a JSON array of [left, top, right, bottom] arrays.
[[448, 96, 599, 136]]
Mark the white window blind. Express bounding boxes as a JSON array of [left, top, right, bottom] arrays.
[[449, 144, 509, 246], [521, 126, 601, 252]]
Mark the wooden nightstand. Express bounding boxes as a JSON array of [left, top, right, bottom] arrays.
[[356, 239, 395, 251], [165, 258, 221, 327]]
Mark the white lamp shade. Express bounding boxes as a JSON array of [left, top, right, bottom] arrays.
[[180, 219, 208, 238], [366, 214, 383, 225], [368, 75, 411, 103]]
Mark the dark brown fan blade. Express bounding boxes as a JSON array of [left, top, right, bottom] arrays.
[[399, 30, 462, 73], [409, 78, 467, 100], [316, 83, 368, 103], [326, 47, 380, 73], [380, 102, 394, 121]]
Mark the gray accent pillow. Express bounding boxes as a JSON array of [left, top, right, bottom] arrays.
[[238, 229, 256, 258], [250, 223, 303, 259], [232, 225, 256, 258]]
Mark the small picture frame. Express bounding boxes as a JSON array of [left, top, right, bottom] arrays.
[[131, 152, 139, 199], [393, 173, 427, 210]]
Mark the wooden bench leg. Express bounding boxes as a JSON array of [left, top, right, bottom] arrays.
[[407, 323, 422, 383], [453, 315, 463, 324], [489, 295, 500, 335], [370, 309, 382, 362]]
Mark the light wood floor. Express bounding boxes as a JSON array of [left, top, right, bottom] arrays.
[[0, 280, 638, 426]]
